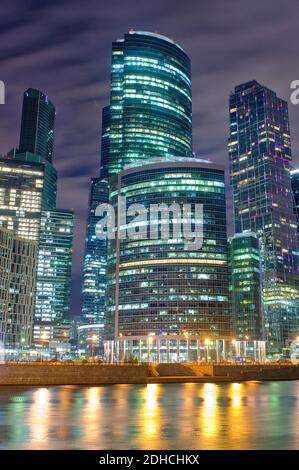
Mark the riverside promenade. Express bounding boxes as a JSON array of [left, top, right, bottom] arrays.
[[1, 362, 299, 385]]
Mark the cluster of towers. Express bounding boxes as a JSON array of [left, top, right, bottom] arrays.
[[80, 31, 299, 361], [0, 89, 74, 354], [1, 31, 299, 361]]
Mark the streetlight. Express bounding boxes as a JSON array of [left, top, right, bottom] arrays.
[[91, 335, 97, 362], [41, 333, 48, 361], [205, 338, 210, 363]]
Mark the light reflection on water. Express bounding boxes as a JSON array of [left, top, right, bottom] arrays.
[[0, 381, 299, 449]]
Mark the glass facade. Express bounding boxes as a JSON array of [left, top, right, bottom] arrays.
[[81, 177, 108, 324], [34, 209, 74, 347], [108, 31, 192, 175], [19, 88, 56, 164], [229, 80, 299, 348], [106, 158, 231, 341], [291, 169, 299, 246], [0, 155, 45, 241], [229, 233, 263, 340], [0, 227, 37, 348]]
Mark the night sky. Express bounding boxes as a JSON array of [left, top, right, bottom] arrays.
[[1, 0, 299, 316]]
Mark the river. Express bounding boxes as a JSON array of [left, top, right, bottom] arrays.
[[0, 381, 298, 449]]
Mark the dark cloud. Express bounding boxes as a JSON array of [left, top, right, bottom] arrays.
[[1, 0, 299, 315]]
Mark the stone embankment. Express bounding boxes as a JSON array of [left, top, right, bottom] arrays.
[[1, 362, 299, 385]]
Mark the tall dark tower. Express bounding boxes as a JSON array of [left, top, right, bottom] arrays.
[[229, 80, 299, 350], [81, 107, 109, 343], [19, 88, 56, 163]]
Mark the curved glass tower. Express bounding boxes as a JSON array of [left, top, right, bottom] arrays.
[[108, 31, 192, 175], [106, 158, 230, 343]]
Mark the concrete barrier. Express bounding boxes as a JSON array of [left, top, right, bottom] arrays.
[[0, 363, 148, 385], [1, 363, 299, 385]]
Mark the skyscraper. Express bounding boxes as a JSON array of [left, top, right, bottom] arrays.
[[0, 88, 72, 352], [229, 233, 263, 340], [81, 106, 109, 353], [0, 154, 45, 241], [106, 158, 231, 343], [81, 177, 108, 325], [291, 169, 299, 244], [0, 227, 37, 348], [33, 209, 74, 348], [102, 32, 234, 362], [229, 80, 299, 349], [19, 88, 56, 164], [108, 31, 192, 175]]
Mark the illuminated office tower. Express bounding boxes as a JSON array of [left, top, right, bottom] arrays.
[[229, 233, 263, 340], [81, 177, 108, 326], [0, 227, 37, 348], [19, 88, 56, 164], [108, 31, 192, 175], [33, 209, 74, 348], [105, 158, 231, 361], [81, 107, 109, 354], [229, 80, 299, 349], [0, 154, 45, 241], [291, 169, 299, 243]]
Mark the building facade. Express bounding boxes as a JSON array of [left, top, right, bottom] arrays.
[[0, 227, 37, 348], [19, 88, 56, 164], [0, 154, 45, 241], [229, 233, 263, 340], [229, 80, 299, 349], [291, 169, 299, 245], [106, 158, 231, 345], [81, 178, 108, 325], [108, 31, 192, 175], [33, 209, 74, 348]]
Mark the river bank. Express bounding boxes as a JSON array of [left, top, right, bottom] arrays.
[[1, 362, 299, 385]]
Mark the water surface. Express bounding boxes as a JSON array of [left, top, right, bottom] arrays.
[[0, 381, 298, 449]]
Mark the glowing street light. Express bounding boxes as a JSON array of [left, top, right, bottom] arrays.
[[205, 338, 210, 362]]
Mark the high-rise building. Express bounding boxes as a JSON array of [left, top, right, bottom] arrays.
[[81, 106, 109, 348], [81, 178, 108, 326], [229, 233, 263, 340], [108, 31, 192, 175], [102, 32, 234, 362], [229, 80, 299, 349], [291, 169, 299, 244], [19, 88, 56, 164], [33, 209, 74, 348], [0, 154, 45, 241], [105, 158, 231, 360], [0, 88, 72, 353], [0, 227, 37, 348]]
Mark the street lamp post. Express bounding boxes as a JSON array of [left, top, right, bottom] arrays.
[[205, 338, 210, 363], [91, 335, 97, 362]]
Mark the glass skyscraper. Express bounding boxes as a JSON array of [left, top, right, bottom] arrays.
[[81, 106, 109, 349], [102, 32, 233, 362], [106, 158, 231, 344], [0, 88, 73, 351], [33, 209, 74, 348], [81, 177, 108, 325], [0, 154, 45, 241], [108, 31, 192, 175], [0, 227, 37, 348], [19, 88, 56, 164], [229, 80, 299, 349], [291, 169, 299, 245], [229, 233, 263, 340]]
